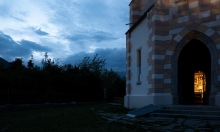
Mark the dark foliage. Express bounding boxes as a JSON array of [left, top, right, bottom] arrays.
[[0, 53, 125, 103]]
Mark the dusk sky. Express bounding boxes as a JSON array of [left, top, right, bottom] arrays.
[[0, 0, 130, 72]]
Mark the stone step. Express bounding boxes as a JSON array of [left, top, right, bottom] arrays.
[[149, 105, 220, 120], [150, 113, 220, 120], [155, 109, 220, 116], [165, 105, 220, 111], [127, 104, 165, 117]]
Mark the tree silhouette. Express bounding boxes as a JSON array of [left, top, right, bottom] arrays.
[[9, 58, 24, 70], [27, 55, 34, 69]]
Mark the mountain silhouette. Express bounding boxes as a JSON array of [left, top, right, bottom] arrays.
[[0, 57, 9, 68]]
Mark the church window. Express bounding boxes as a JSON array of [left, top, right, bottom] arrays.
[[137, 48, 141, 84]]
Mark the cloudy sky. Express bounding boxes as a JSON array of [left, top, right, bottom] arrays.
[[0, 0, 130, 72]]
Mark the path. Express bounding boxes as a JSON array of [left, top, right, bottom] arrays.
[[97, 111, 220, 132]]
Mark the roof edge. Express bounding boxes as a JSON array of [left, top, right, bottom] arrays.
[[129, 0, 134, 6], [125, 0, 157, 35]]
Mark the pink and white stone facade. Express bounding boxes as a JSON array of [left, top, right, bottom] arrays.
[[125, 0, 220, 108]]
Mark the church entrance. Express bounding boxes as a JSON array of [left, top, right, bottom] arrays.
[[178, 39, 211, 105]]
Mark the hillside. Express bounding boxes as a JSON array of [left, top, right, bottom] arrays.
[[0, 57, 9, 68]]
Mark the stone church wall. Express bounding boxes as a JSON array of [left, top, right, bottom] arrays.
[[125, 0, 220, 108]]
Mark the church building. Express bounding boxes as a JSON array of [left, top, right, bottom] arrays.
[[124, 0, 220, 108]]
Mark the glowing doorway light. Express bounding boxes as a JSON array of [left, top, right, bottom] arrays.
[[194, 71, 206, 99]]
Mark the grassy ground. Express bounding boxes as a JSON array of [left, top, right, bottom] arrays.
[[0, 103, 145, 132]]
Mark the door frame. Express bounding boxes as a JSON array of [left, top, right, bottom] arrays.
[[171, 31, 218, 105]]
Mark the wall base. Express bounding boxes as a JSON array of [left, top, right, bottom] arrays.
[[124, 94, 173, 109]]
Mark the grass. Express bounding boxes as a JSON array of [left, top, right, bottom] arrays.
[[1, 103, 219, 132], [0, 103, 145, 132]]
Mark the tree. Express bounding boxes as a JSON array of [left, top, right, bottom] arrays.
[[9, 58, 24, 70], [0, 53, 125, 102], [27, 55, 34, 69], [41, 52, 54, 70], [101, 69, 125, 99], [74, 54, 106, 101]]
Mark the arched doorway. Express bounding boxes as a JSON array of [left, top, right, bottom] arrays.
[[171, 31, 218, 105], [178, 39, 211, 104]]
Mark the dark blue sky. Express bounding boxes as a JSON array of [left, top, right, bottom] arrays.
[[0, 0, 129, 72]]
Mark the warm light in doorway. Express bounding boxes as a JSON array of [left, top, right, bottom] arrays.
[[194, 71, 206, 99]]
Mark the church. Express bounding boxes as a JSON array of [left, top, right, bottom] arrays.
[[124, 0, 220, 108]]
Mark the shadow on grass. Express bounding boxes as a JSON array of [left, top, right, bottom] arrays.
[[0, 102, 144, 132]]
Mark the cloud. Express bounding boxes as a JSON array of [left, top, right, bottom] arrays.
[[0, 31, 52, 61], [10, 15, 25, 22], [34, 28, 49, 36], [19, 40, 52, 52], [0, 0, 129, 67], [66, 30, 118, 43], [63, 48, 126, 72]]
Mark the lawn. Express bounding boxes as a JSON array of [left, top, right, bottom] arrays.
[[0, 103, 145, 132]]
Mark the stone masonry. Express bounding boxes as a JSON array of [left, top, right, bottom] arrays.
[[125, 0, 220, 107]]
